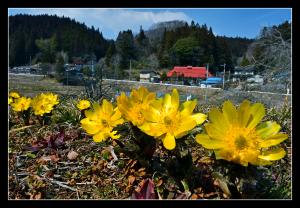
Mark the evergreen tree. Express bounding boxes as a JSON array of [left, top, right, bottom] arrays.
[[105, 41, 116, 66], [240, 55, 250, 67], [35, 35, 57, 63], [54, 51, 65, 80], [115, 30, 137, 69]]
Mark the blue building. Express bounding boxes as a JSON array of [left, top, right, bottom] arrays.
[[201, 77, 223, 85]]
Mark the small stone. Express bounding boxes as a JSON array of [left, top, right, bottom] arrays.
[[67, 151, 79, 160]]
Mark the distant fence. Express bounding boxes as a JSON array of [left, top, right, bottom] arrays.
[[9, 74, 291, 108], [103, 79, 291, 108]]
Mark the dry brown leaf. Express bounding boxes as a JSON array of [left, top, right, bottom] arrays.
[[137, 171, 146, 177], [191, 194, 198, 199], [128, 175, 136, 185], [67, 151, 78, 160], [214, 178, 231, 197], [156, 179, 163, 187], [50, 154, 60, 162], [129, 160, 137, 168], [204, 192, 218, 198]]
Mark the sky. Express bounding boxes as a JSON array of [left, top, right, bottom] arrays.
[[8, 8, 291, 40]]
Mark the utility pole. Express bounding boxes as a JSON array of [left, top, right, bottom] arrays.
[[129, 59, 132, 80], [66, 69, 70, 95], [205, 63, 209, 102], [92, 59, 94, 75], [222, 63, 226, 90]]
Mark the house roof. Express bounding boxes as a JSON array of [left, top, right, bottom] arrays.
[[234, 65, 256, 72], [167, 66, 212, 78], [140, 70, 157, 74]]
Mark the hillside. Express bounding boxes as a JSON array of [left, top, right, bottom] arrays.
[[9, 15, 254, 75], [145, 20, 188, 41], [9, 14, 109, 67]]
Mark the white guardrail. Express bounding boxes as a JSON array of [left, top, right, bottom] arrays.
[[103, 78, 291, 96]]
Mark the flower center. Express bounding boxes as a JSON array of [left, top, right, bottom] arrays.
[[234, 135, 248, 150], [101, 119, 109, 127], [164, 116, 173, 126]]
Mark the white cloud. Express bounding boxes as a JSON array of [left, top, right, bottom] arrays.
[[10, 8, 191, 39]]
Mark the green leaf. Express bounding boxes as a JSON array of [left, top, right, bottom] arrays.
[[26, 152, 36, 159]]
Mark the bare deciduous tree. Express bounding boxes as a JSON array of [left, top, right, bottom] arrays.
[[249, 26, 291, 92]]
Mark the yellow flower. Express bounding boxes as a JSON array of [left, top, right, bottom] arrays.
[[10, 96, 31, 112], [9, 91, 20, 99], [117, 86, 156, 126], [195, 100, 288, 166], [80, 99, 124, 143], [139, 89, 207, 150], [31, 92, 59, 116], [8, 97, 13, 105], [77, 99, 91, 110]]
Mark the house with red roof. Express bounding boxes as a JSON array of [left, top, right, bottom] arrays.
[[167, 66, 212, 79], [167, 66, 213, 85]]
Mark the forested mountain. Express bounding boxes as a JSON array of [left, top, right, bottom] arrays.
[[9, 14, 109, 67], [152, 22, 253, 73], [9, 14, 254, 76], [145, 20, 188, 41], [217, 36, 253, 66]]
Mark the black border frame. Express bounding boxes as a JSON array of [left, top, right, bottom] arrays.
[[1, 0, 297, 207]]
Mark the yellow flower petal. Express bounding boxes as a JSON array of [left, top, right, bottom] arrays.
[[150, 98, 163, 110], [214, 149, 233, 160], [110, 108, 122, 122], [258, 148, 286, 161], [247, 103, 265, 129], [209, 108, 230, 131], [251, 158, 273, 166], [163, 93, 172, 112], [80, 118, 102, 135], [222, 100, 237, 124], [141, 106, 160, 123], [162, 133, 176, 150], [137, 87, 146, 99], [8, 97, 13, 105], [190, 113, 207, 125], [110, 131, 121, 139], [139, 122, 165, 137], [174, 118, 197, 138], [181, 100, 197, 117], [171, 89, 179, 111], [84, 109, 98, 120], [145, 92, 156, 103], [92, 102, 101, 113], [205, 123, 226, 140], [111, 118, 125, 127], [9, 92, 20, 98], [237, 100, 251, 127], [195, 134, 225, 149], [256, 121, 281, 139], [93, 132, 107, 142], [260, 133, 288, 148], [102, 99, 113, 115]]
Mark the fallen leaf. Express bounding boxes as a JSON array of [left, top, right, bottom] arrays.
[[191, 194, 198, 199], [128, 175, 136, 185], [67, 151, 79, 160], [131, 178, 156, 199], [50, 154, 60, 162], [156, 179, 163, 187]]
